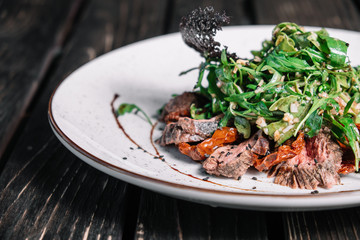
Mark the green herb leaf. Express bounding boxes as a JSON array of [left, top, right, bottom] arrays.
[[304, 110, 323, 137], [265, 51, 316, 72], [234, 116, 251, 138], [190, 103, 207, 119], [319, 35, 348, 67], [117, 103, 152, 125]]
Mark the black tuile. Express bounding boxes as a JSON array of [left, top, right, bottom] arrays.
[[179, 6, 238, 59]]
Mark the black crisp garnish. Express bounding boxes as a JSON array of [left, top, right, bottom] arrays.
[[179, 6, 237, 59], [203, 176, 210, 181]]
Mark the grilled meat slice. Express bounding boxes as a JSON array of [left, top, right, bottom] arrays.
[[203, 148, 256, 179], [269, 129, 342, 189], [202, 130, 269, 179], [158, 116, 221, 146], [160, 92, 206, 122]]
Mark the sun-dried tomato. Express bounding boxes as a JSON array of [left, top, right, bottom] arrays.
[[196, 127, 238, 156], [255, 132, 305, 171], [178, 127, 238, 161], [338, 163, 355, 174]]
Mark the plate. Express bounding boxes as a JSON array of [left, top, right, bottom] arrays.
[[49, 25, 360, 211]]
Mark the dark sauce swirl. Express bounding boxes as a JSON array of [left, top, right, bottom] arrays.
[[111, 94, 254, 192]]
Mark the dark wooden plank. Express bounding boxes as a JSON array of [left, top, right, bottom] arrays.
[[0, 0, 169, 239], [114, 0, 169, 47], [176, 200, 211, 239], [0, 0, 81, 162], [209, 207, 268, 239], [253, 0, 360, 31], [284, 208, 360, 240], [135, 190, 268, 240], [135, 190, 181, 240]]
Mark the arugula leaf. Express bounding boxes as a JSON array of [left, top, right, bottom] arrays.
[[319, 35, 348, 67], [294, 96, 339, 136], [117, 103, 152, 125], [178, 20, 360, 169], [275, 33, 297, 52], [265, 51, 316, 72], [304, 110, 323, 137], [234, 116, 251, 138], [332, 117, 360, 171], [269, 95, 298, 112], [219, 109, 233, 127], [190, 103, 207, 119]]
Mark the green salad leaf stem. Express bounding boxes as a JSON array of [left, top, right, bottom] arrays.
[[184, 22, 360, 171], [117, 103, 153, 125]]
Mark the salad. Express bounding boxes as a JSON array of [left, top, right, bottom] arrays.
[[120, 7, 360, 190]]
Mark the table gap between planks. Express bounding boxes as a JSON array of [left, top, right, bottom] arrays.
[[0, 0, 360, 239]]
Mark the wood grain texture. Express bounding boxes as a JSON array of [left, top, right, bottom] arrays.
[[0, 0, 80, 162], [0, 0, 168, 239], [114, 0, 169, 47], [284, 208, 360, 240], [135, 190, 268, 240], [253, 0, 360, 31], [135, 190, 181, 240]]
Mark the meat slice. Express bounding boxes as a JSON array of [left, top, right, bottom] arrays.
[[269, 129, 343, 189], [203, 148, 256, 179], [160, 92, 206, 122], [158, 116, 221, 146], [202, 130, 270, 179]]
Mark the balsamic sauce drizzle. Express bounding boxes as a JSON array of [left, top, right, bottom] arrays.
[[150, 121, 160, 156], [111, 94, 255, 192]]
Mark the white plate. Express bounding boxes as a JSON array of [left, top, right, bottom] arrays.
[[49, 25, 360, 211]]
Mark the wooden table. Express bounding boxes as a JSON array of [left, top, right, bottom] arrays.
[[1, 0, 360, 239]]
